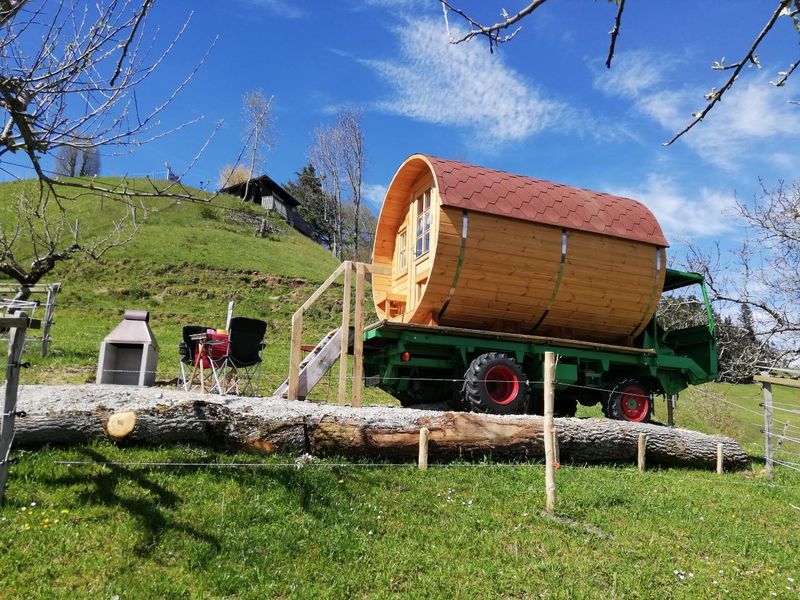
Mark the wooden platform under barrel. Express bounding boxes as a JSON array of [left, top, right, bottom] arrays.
[[371, 154, 669, 346]]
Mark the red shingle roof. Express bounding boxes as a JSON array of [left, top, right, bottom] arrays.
[[424, 155, 668, 247]]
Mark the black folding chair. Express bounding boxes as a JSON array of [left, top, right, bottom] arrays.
[[219, 317, 267, 396], [178, 325, 222, 392]]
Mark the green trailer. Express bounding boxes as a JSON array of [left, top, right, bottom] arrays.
[[362, 268, 717, 422]]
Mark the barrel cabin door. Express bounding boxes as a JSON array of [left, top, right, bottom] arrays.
[[387, 175, 436, 322]]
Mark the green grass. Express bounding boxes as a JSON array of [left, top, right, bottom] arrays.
[[1, 442, 798, 599]]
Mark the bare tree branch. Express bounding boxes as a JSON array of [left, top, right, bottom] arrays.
[[605, 0, 626, 69], [663, 0, 791, 146], [440, 0, 549, 51]]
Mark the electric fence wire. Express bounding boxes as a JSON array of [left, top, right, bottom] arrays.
[[774, 448, 800, 458], [767, 405, 800, 416], [46, 457, 800, 489], [769, 433, 800, 446], [772, 459, 800, 473]]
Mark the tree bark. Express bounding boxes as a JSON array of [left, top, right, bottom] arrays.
[[12, 385, 748, 470]]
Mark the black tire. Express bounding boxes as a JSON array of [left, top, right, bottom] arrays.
[[607, 379, 653, 422], [462, 352, 528, 415]]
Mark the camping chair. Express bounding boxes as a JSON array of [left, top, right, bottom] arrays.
[[178, 325, 223, 393], [219, 317, 267, 396]]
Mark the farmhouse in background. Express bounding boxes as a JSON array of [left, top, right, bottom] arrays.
[[219, 174, 315, 238]]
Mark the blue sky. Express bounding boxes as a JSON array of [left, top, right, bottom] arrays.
[[30, 1, 800, 254]]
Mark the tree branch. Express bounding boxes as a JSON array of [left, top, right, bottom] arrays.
[[440, 0, 549, 51], [663, 0, 792, 146], [605, 0, 626, 69]]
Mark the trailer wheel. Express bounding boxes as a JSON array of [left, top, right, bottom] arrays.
[[462, 353, 528, 414], [607, 379, 652, 422]]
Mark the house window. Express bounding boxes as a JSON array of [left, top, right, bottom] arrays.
[[396, 228, 407, 269], [415, 190, 431, 258]]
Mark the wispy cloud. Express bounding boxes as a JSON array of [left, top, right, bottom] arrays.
[[593, 51, 800, 171], [609, 173, 738, 240], [238, 0, 305, 19], [362, 182, 387, 209], [593, 51, 673, 99], [640, 77, 800, 170], [359, 0, 427, 8], [363, 18, 588, 145]]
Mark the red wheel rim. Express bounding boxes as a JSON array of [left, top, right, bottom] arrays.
[[619, 385, 649, 421], [485, 365, 519, 405]]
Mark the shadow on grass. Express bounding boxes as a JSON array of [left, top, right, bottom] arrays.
[[41, 444, 376, 558], [47, 447, 221, 558]]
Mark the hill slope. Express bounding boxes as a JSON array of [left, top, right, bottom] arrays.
[[0, 180, 343, 393]]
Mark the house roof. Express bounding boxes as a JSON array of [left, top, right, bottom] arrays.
[[219, 173, 300, 208], [421, 155, 668, 247]]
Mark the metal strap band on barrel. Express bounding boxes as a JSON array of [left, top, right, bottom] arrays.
[[530, 229, 568, 333], [437, 210, 468, 321], [629, 247, 664, 337]]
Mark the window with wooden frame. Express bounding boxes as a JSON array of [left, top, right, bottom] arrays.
[[415, 190, 431, 259], [395, 227, 407, 270]]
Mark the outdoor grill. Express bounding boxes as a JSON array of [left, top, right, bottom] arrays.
[[96, 310, 159, 386]]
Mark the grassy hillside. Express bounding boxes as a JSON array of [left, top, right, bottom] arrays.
[[0, 179, 345, 394]]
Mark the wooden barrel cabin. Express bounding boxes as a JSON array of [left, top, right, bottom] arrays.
[[371, 154, 669, 346]]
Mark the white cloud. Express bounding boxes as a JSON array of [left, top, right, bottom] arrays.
[[594, 52, 800, 171], [360, 0, 426, 7], [362, 182, 387, 210], [239, 0, 304, 18], [363, 18, 581, 145], [639, 77, 800, 169], [609, 173, 738, 240], [593, 51, 672, 99]]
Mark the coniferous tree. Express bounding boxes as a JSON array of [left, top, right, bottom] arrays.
[[285, 163, 336, 248]]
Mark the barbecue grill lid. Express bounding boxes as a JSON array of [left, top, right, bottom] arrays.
[[103, 310, 158, 347]]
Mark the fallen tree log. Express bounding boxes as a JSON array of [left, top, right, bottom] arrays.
[[12, 385, 748, 469]]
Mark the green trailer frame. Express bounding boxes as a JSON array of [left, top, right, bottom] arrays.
[[362, 268, 718, 415]]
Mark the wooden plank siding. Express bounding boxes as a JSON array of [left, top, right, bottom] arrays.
[[371, 155, 668, 345]]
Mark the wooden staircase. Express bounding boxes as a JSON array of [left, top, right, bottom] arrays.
[[282, 261, 391, 406], [274, 328, 345, 399]]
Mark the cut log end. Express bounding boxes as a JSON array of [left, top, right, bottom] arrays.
[[105, 411, 137, 439]]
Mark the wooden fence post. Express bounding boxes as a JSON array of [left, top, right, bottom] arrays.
[[337, 262, 353, 406], [352, 262, 366, 408], [543, 351, 556, 514], [716, 442, 724, 474], [418, 427, 429, 470], [667, 394, 675, 428], [41, 285, 57, 357], [637, 432, 646, 472], [287, 311, 303, 400], [0, 312, 29, 503], [763, 381, 773, 478]]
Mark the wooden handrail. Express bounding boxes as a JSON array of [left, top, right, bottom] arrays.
[[287, 261, 377, 403]]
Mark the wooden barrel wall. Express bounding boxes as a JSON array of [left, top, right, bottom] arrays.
[[371, 155, 668, 345]]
